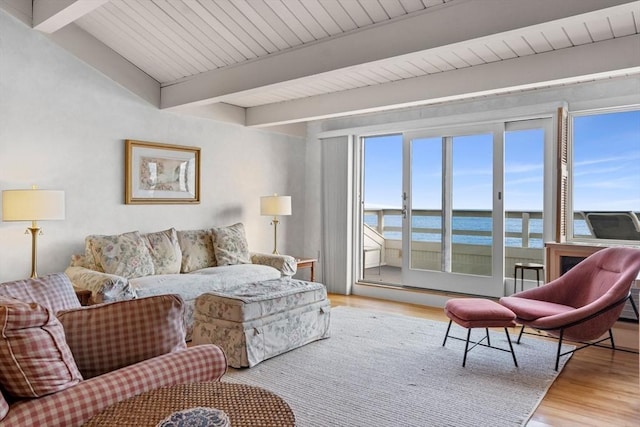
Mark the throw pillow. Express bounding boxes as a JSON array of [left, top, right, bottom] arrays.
[[57, 295, 187, 379], [211, 223, 252, 266], [0, 296, 82, 398], [91, 231, 155, 279], [177, 229, 217, 273], [143, 228, 182, 275]]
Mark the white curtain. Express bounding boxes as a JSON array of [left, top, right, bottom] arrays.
[[320, 135, 355, 295]]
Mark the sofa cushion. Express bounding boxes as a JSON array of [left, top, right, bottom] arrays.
[[90, 231, 155, 279], [0, 296, 82, 398], [177, 229, 217, 273], [143, 228, 182, 275], [0, 273, 81, 313], [211, 223, 251, 266], [57, 295, 187, 379]]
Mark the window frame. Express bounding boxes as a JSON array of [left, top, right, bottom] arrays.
[[567, 105, 640, 244]]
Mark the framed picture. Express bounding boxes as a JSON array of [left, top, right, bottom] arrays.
[[125, 140, 200, 204]]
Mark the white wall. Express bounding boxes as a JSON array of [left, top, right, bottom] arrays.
[[0, 10, 306, 282]]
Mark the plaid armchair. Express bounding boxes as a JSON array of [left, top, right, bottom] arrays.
[[0, 273, 227, 426]]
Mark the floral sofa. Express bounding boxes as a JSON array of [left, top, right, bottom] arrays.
[[65, 223, 297, 339]]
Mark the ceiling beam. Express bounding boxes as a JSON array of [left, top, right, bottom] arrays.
[[245, 35, 640, 127], [160, 0, 636, 110], [33, 0, 108, 33]]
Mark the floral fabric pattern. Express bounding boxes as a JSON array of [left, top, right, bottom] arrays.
[[90, 231, 155, 279], [177, 229, 217, 273], [193, 297, 331, 368], [196, 278, 328, 322], [65, 266, 136, 303], [250, 253, 297, 277], [143, 228, 182, 275], [211, 223, 252, 266]]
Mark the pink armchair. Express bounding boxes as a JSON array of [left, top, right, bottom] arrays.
[[0, 273, 227, 426], [500, 247, 640, 370]]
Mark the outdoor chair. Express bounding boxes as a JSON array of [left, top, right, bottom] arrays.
[[499, 247, 640, 370]]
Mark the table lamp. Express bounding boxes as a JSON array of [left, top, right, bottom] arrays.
[[2, 186, 65, 278], [260, 194, 291, 254]]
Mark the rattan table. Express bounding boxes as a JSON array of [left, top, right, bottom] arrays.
[[84, 381, 295, 426]]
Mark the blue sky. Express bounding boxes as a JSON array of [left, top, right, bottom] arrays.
[[364, 110, 639, 212]]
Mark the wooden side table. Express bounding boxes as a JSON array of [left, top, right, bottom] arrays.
[[74, 287, 92, 306], [294, 257, 317, 282]]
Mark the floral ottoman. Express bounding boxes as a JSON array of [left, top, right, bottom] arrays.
[[192, 278, 331, 368]]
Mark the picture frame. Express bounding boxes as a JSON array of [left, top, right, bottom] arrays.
[[125, 140, 200, 204]]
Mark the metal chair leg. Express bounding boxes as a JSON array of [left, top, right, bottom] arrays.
[[504, 327, 518, 367], [442, 320, 453, 346], [462, 328, 471, 367], [555, 329, 565, 371], [517, 324, 525, 344]]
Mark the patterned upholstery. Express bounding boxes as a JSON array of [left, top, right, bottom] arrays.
[[0, 273, 80, 313], [57, 295, 187, 379], [3, 345, 227, 426], [0, 274, 227, 425], [0, 296, 82, 397]]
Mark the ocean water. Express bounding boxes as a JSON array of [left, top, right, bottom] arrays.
[[364, 214, 592, 248]]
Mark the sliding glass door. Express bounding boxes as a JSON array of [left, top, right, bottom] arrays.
[[403, 125, 504, 296], [360, 119, 550, 297]]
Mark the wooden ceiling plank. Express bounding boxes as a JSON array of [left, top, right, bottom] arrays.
[[339, 0, 374, 27], [245, 35, 640, 126], [361, 0, 390, 22], [231, 0, 291, 50], [521, 31, 554, 53], [77, 12, 179, 83], [148, 0, 232, 68], [214, 0, 278, 54], [379, 0, 407, 18], [465, 43, 500, 65], [33, 0, 109, 33], [89, 5, 193, 80], [183, 0, 260, 60], [399, 0, 428, 14], [267, 0, 315, 43], [283, 0, 330, 39], [161, 0, 638, 109], [248, 0, 304, 47], [301, 0, 344, 36], [483, 40, 518, 60], [584, 16, 616, 41], [560, 22, 592, 46], [608, 10, 637, 37], [540, 27, 573, 49], [107, 1, 207, 76], [314, 0, 358, 32]]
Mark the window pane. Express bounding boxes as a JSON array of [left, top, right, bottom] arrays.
[[572, 110, 640, 241], [452, 133, 493, 276]]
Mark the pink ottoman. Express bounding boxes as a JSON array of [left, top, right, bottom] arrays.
[[443, 298, 518, 367]]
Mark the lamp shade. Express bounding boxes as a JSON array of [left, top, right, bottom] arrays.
[[2, 189, 65, 221], [260, 195, 291, 216]]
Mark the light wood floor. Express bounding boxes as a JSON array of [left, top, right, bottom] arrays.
[[329, 293, 640, 427]]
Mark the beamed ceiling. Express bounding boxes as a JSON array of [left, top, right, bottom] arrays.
[[2, 0, 640, 131]]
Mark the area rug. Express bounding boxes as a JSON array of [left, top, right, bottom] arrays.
[[223, 306, 573, 427]]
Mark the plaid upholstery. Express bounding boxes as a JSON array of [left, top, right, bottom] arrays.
[[2, 344, 227, 426], [57, 295, 188, 379], [0, 273, 80, 313], [0, 296, 82, 398], [0, 393, 8, 420]]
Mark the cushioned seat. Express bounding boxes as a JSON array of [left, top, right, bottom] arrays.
[[193, 278, 331, 368], [443, 298, 518, 367]]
